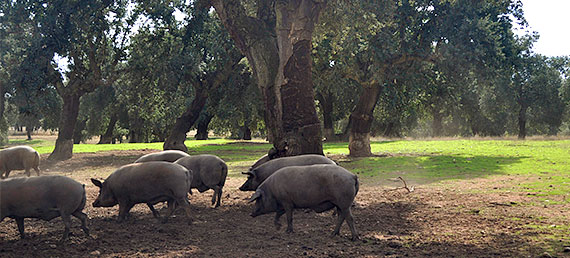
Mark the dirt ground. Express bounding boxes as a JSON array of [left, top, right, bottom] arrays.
[[1, 150, 569, 257]]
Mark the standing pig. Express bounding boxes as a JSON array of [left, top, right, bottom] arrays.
[[0, 175, 89, 241], [91, 161, 193, 223], [134, 150, 190, 163], [239, 154, 336, 191], [174, 154, 228, 208], [249, 154, 271, 170], [0, 145, 40, 178], [249, 164, 359, 240]]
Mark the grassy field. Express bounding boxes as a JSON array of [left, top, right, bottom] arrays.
[[3, 137, 569, 256], [9, 137, 569, 200]]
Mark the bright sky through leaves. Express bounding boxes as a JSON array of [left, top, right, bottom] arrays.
[[516, 0, 570, 57]]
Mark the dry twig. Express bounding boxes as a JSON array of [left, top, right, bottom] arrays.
[[384, 176, 415, 193]]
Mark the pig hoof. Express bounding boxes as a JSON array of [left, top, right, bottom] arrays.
[[274, 223, 282, 230], [286, 228, 294, 233]]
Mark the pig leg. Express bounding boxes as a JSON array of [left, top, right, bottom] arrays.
[[274, 209, 285, 230], [147, 203, 161, 219], [72, 211, 90, 236], [117, 202, 134, 223], [60, 214, 72, 242], [332, 207, 347, 237], [284, 206, 295, 233], [34, 167, 40, 176], [25, 167, 31, 177], [175, 197, 193, 225], [212, 186, 222, 208], [3, 169, 11, 178], [345, 208, 358, 241], [162, 200, 176, 223], [15, 217, 25, 239]]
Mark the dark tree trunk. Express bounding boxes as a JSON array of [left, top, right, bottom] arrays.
[[317, 91, 335, 141], [26, 127, 32, 140], [432, 110, 443, 137], [212, 0, 324, 158], [518, 104, 528, 139], [242, 126, 252, 140], [48, 93, 81, 161], [195, 113, 213, 140], [73, 119, 87, 144], [164, 88, 208, 151], [98, 112, 118, 144], [348, 84, 382, 157]]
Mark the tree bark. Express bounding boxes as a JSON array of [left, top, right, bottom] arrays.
[[348, 83, 381, 157], [98, 112, 118, 144], [432, 110, 443, 137], [164, 88, 208, 151], [195, 113, 213, 140], [518, 104, 528, 139], [212, 0, 325, 157], [48, 93, 81, 161], [317, 91, 335, 141], [73, 118, 87, 144], [26, 127, 33, 140]]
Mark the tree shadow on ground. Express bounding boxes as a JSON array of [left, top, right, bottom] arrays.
[[340, 154, 527, 186]]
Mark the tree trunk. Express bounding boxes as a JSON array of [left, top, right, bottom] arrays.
[[195, 113, 213, 140], [98, 112, 118, 144], [26, 127, 33, 140], [0, 81, 7, 145], [432, 110, 443, 137], [518, 104, 528, 139], [48, 93, 81, 161], [164, 88, 208, 152], [349, 83, 382, 157], [317, 91, 335, 141], [212, 0, 325, 158], [73, 118, 87, 144]]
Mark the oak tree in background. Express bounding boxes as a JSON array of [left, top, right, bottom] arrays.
[[210, 0, 325, 157]]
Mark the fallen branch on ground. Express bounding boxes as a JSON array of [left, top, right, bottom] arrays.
[[385, 176, 415, 193]]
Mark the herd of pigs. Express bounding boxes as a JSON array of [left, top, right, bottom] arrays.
[[0, 145, 359, 244]]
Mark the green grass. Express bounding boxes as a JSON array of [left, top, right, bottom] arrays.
[[6, 137, 570, 200]]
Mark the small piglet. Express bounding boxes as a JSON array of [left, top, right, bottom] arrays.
[[91, 161, 193, 223], [0, 175, 89, 241], [0, 145, 40, 178], [249, 164, 359, 240]]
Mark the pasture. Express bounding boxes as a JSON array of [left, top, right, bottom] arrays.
[[0, 137, 569, 257]]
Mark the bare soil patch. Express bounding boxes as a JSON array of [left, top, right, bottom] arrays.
[[1, 150, 568, 257]]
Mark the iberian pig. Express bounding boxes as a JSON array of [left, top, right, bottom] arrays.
[[0, 145, 40, 178], [91, 161, 192, 223], [249, 164, 359, 240], [239, 154, 336, 191], [174, 155, 228, 208], [0, 175, 89, 241]]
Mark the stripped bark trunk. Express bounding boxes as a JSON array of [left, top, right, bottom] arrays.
[[348, 83, 381, 157], [48, 93, 80, 161]]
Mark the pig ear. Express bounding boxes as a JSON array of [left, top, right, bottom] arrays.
[[241, 171, 255, 177], [91, 178, 103, 188], [248, 189, 263, 203]]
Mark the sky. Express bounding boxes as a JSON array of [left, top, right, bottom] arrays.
[[515, 0, 570, 57]]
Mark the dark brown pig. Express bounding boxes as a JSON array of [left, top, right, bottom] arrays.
[[134, 150, 190, 163], [249, 154, 271, 170], [239, 154, 336, 191], [0, 145, 40, 178], [91, 161, 192, 223], [0, 176, 89, 241], [249, 164, 359, 240], [174, 154, 228, 208]]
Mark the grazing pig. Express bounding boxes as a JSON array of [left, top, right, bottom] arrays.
[[0, 176, 89, 241], [0, 145, 40, 178], [91, 161, 193, 223], [239, 154, 336, 191], [134, 150, 190, 163], [174, 155, 228, 208], [249, 164, 359, 240]]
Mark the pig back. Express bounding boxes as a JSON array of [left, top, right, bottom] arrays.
[[174, 154, 227, 188], [261, 164, 358, 209], [254, 154, 336, 181], [0, 176, 85, 220], [134, 150, 190, 163], [106, 161, 191, 203]]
